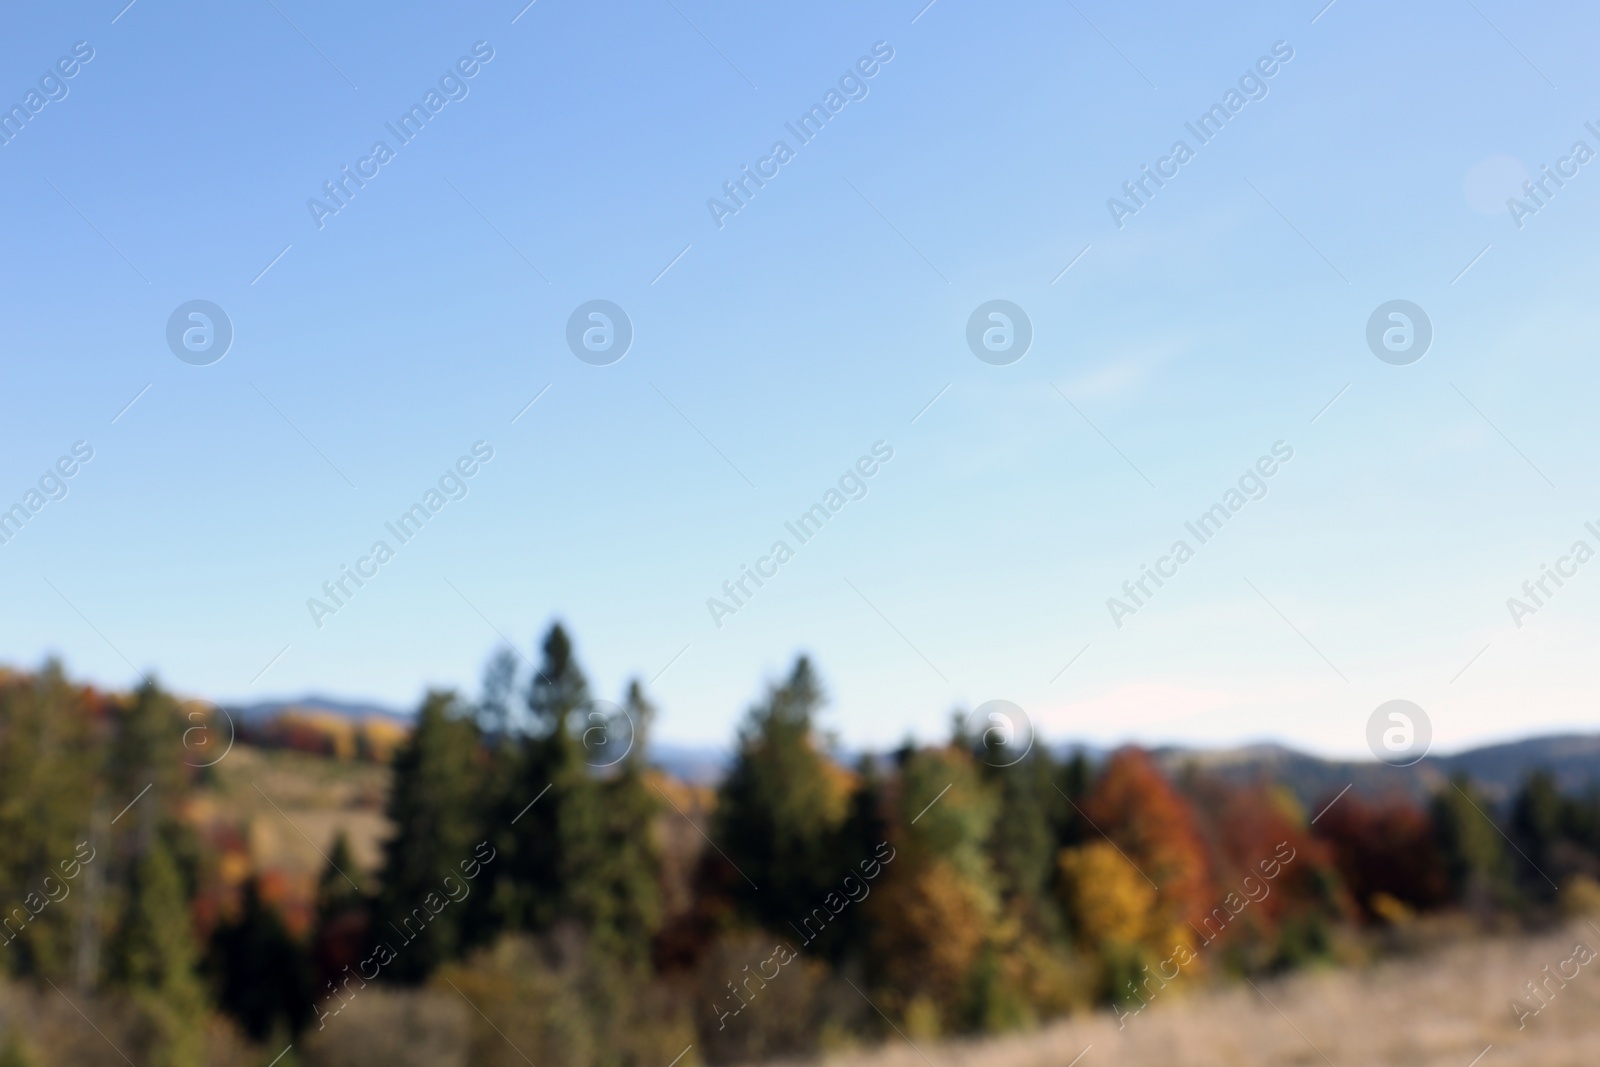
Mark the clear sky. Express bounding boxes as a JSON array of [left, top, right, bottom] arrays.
[[4, 0, 1599, 759]]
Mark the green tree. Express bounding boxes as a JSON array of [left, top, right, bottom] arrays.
[[713, 656, 850, 936], [0, 662, 99, 981], [377, 690, 482, 981], [825, 755, 891, 961], [486, 623, 597, 937], [1431, 776, 1515, 914], [209, 878, 313, 1040], [1510, 770, 1568, 900], [488, 629, 664, 962], [579, 679, 663, 964], [311, 831, 371, 997], [95, 677, 206, 1067], [107, 836, 206, 1067], [980, 745, 1058, 922]]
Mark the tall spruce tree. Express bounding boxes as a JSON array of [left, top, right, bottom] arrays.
[[713, 656, 850, 936], [310, 831, 371, 994], [1431, 775, 1515, 914], [981, 745, 1059, 928], [1510, 770, 1569, 900], [823, 755, 891, 961], [496, 623, 596, 934], [107, 836, 206, 1067], [478, 628, 665, 968], [581, 679, 663, 965], [377, 690, 482, 981], [102, 678, 206, 1067], [208, 878, 313, 1040], [0, 662, 98, 981]]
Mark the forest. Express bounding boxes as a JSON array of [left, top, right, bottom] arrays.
[[2, 626, 1600, 1067]]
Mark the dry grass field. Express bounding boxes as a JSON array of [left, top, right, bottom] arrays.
[[742, 922, 1600, 1067], [191, 742, 393, 880]]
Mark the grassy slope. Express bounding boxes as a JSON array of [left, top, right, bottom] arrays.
[[764, 922, 1600, 1067], [191, 742, 393, 883]]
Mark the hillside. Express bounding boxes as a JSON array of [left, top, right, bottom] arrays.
[[1154, 734, 1600, 808]]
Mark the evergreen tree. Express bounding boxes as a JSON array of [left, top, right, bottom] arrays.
[[310, 831, 370, 995], [826, 755, 891, 960], [483, 629, 665, 965], [106, 836, 206, 1067], [376, 690, 482, 982], [1510, 770, 1568, 900], [581, 679, 663, 965], [0, 662, 99, 981], [1049, 749, 1094, 851], [981, 746, 1057, 921], [464, 650, 526, 951], [316, 831, 367, 928], [1431, 775, 1516, 914], [105, 679, 188, 823], [477, 647, 522, 738], [209, 878, 313, 1040], [95, 677, 206, 1067], [495, 623, 597, 933], [713, 656, 850, 935]]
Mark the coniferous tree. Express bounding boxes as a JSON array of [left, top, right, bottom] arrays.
[[1049, 750, 1094, 851], [477, 647, 522, 738], [713, 656, 850, 935], [107, 836, 206, 1067], [310, 831, 370, 996], [464, 649, 526, 951], [0, 662, 99, 981], [495, 623, 596, 934], [377, 690, 482, 982], [826, 755, 891, 961], [98, 678, 206, 1067], [581, 679, 663, 965], [485, 632, 666, 964], [981, 746, 1058, 921], [1510, 770, 1570, 901], [209, 878, 313, 1040], [1431, 775, 1516, 915]]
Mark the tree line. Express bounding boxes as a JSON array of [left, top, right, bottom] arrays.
[[4, 634, 1600, 1065]]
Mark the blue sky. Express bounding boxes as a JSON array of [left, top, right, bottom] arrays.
[[4, 0, 1600, 758]]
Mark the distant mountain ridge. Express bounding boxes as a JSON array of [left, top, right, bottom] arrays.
[[1152, 734, 1600, 808], [223, 695, 411, 725], [225, 696, 1600, 798]]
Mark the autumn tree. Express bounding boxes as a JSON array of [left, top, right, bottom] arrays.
[[1081, 749, 1213, 943], [866, 743, 1000, 1034], [1316, 791, 1450, 920]]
